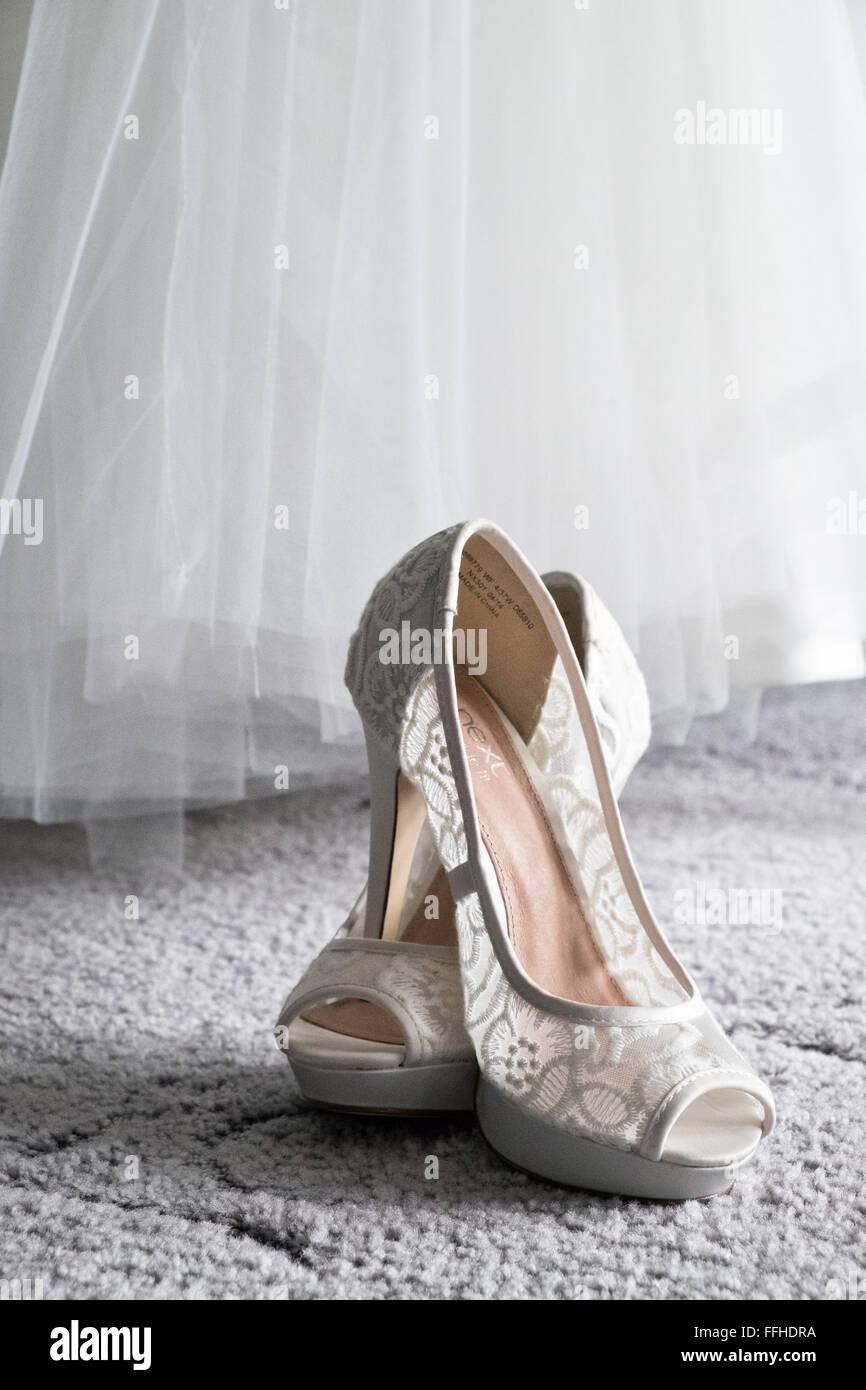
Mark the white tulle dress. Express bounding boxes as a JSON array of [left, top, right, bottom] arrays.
[[0, 0, 864, 824]]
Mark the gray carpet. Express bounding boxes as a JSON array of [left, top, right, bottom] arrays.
[[1, 680, 864, 1301]]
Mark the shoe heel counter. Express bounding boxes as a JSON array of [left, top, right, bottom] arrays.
[[344, 524, 461, 755]]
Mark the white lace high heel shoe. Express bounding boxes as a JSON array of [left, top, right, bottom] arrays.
[[331, 521, 774, 1197], [275, 569, 650, 1116]]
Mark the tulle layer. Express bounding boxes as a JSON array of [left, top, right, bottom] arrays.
[[1, 0, 865, 821]]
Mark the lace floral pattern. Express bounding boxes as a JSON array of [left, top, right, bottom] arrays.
[[345, 524, 461, 754], [399, 667, 731, 1150], [581, 579, 652, 792], [530, 659, 684, 1008]]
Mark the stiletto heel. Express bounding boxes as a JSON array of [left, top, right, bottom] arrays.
[[359, 726, 402, 940]]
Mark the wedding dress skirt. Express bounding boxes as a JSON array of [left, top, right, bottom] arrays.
[[1, 0, 865, 822]]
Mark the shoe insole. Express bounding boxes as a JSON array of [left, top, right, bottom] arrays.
[[455, 672, 626, 1007], [300, 867, 458, 1047]]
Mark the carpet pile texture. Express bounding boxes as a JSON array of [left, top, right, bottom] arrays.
[[1, 680, 863, 1299]]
